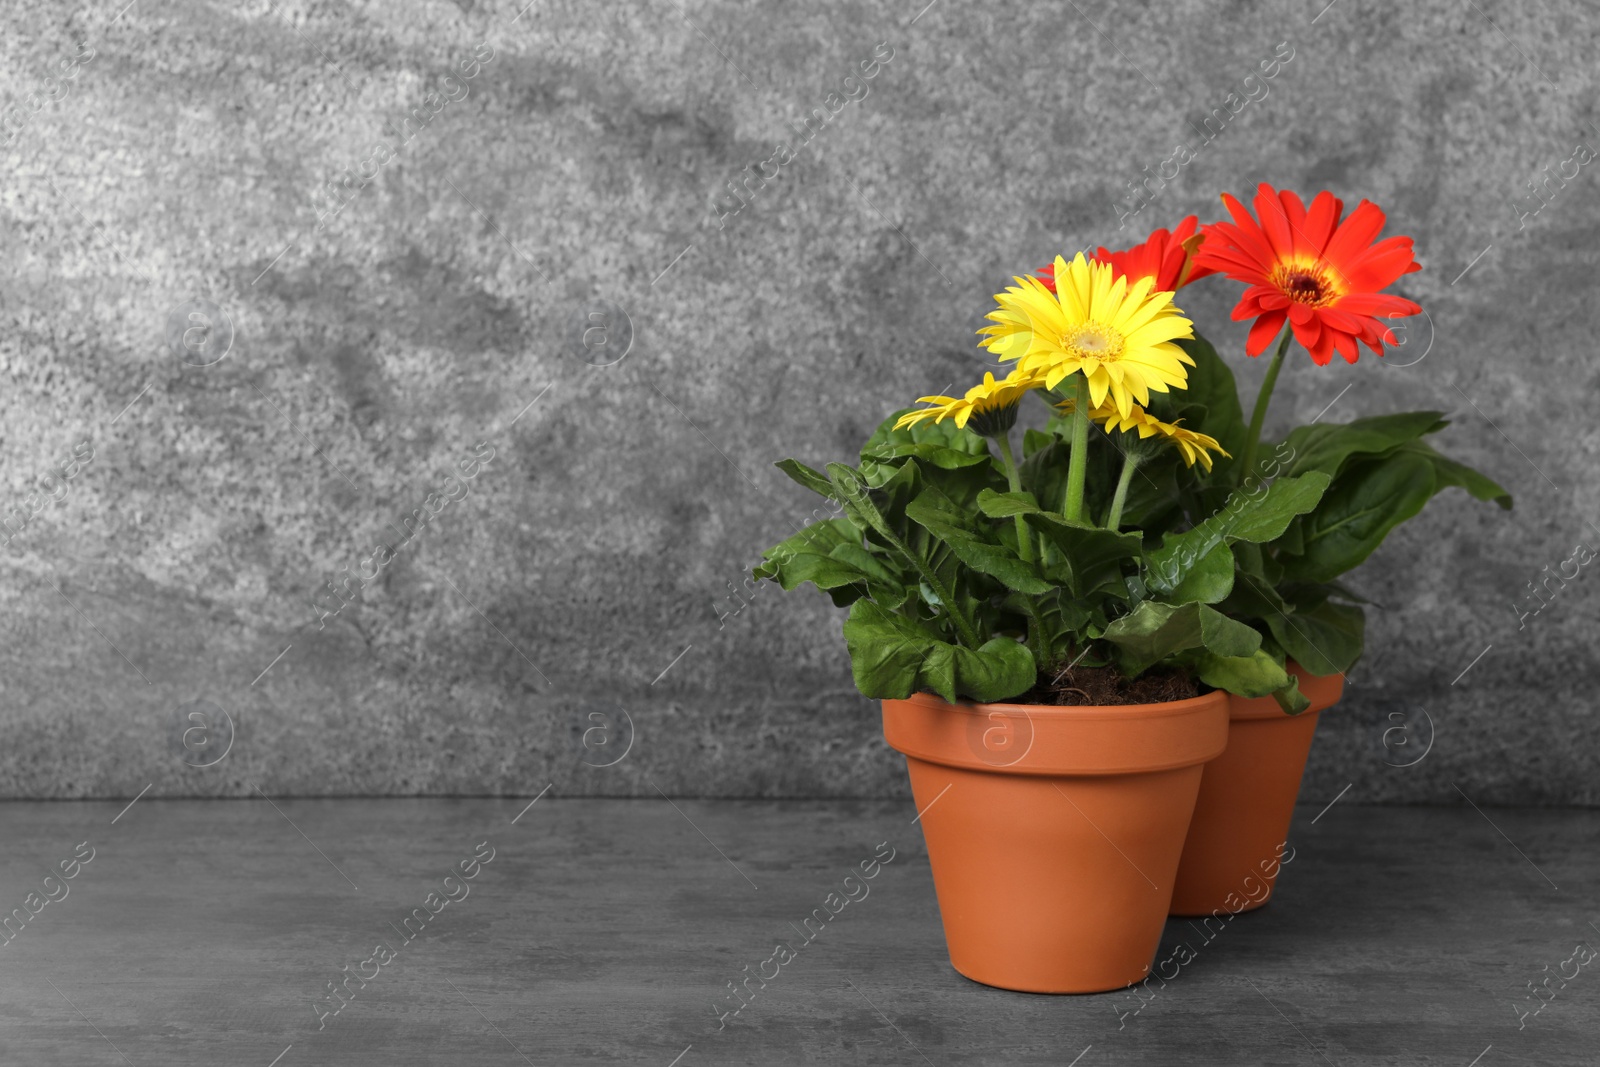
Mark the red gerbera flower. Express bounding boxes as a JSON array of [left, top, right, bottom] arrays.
[[1035, 216, 1214, 294], [1195, 184, 1421, 366]]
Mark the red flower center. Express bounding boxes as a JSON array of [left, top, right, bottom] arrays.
[[1271, 262, 1339, 307]]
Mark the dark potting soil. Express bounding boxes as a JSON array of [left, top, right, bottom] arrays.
[[1012, 663, 1204, 706]]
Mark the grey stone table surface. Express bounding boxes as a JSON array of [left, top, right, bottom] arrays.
[[0, 797, 1594, 1066]]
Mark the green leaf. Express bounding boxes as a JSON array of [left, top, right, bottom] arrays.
[[825, 542, 903, 588], [774, 458, 838, 501], [1280, 452, 1435, 583], [1019, 438, 1074, 517], [828, 461, 986, 648], [1275, 515, 1306, 555], [864, 441, 993, 471], [1272, 674, 1313, 715], [1169, 542, 1235, 605], [1114, 455, 1183, 532], [1022, 427, 1056, 458], [1101, 601, 1262, 676], [841, 599, 938, 700], [1196, 648, 1290, 698], [1146, 472, 1331, 594], [922, 637, 1037, 704], [1394, 439, 1513, 510], [1024, 514, 1143, 599], [1174, 333, 1248, 474], [1279, 411, 1449, 480], [1266, 598, 1365, 677], [1219, 569, 1291, 621], [1324, 580, 1375, 605], [975, 488, 1042, 518], [860, 409, 993, 479], [752, 520, 910, 608], [755, 518, 859, 571], [827, 462, 902, 543], [905, 492, 1053, 595], [840, 600, 1034, 703]]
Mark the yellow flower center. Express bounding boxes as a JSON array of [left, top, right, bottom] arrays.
[[1271, 261, 1341, 307], [1063, 323, 1125, 364]]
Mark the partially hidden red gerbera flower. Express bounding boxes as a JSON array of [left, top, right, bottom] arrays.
[[1035, 216, 1214, 294], [1195, 184, 1421, 366]]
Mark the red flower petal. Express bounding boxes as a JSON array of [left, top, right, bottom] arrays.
[[1246, 310, 1287, 355], [1322, 200, 1388, 269], [1302, 191, 1343, 251], [1254, 184, 1297, 261], [1332, 330, 1359, 364]]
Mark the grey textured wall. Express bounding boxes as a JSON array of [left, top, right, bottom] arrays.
[[2, 0, 1596, 803]]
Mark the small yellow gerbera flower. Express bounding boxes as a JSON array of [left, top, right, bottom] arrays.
[[894, 368, 1044, 437], [979, 253, 1196, 420], [1103, 406, 1229, 472], [1057, 396, 1230, 472]]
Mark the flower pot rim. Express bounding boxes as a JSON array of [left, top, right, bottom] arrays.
[[884, 689, 1229, 777], [898, 687, 1227, 721]]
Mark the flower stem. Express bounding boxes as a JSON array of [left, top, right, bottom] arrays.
[[997, 430, 1051, 664], [996, 432, 1033, 563], [1105, 452, 1140, 532], [1063, 373, 1092, 524], [1238, 327, 1294, 486]]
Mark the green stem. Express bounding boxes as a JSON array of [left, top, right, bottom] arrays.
[[1238, 327, 1294, 486], [996, 430, 1051, 665], [1105, 452, 1140, 532], [1063, 373, 1092, 523], [996, 433, 1033, 563]]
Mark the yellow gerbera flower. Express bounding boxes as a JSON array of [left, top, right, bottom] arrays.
[[894, 368, 1044, 437], [979, 253, 1196, 420], [1057, 396, 1230, 472]]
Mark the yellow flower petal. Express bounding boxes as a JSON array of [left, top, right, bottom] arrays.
[[980, 253, 1196, 417]]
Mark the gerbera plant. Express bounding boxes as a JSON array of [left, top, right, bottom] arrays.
[[757, 187, 1509, 710], [1187, 184, 1512, 707]]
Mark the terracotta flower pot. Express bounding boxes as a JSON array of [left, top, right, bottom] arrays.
[[1168, 664, 1345, 918], [882, 690, 1228, 994]]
